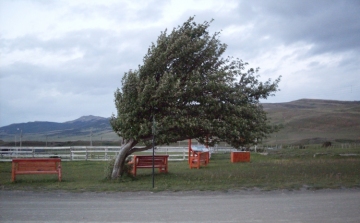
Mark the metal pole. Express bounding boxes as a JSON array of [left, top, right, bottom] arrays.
[[152, 116, 155, 188], [152, 132, 155, 188]]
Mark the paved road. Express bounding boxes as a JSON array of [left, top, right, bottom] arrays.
[[1, 189, 359, 223]]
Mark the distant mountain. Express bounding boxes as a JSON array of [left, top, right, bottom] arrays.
[[65, 115, 108, 123], [0, 115, 116, 142]]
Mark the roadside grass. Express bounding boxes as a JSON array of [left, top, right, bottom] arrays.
[[1, 147, 359, 192]]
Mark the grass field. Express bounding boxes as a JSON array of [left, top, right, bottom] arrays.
[[1, 147, 359, 192]]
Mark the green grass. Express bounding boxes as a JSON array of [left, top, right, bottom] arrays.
[[1, 147, 359, 192]]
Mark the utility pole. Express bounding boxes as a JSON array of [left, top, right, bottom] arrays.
[[90, 128, 93, 146]]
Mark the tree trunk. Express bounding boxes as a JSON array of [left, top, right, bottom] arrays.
[[111, 138, 156, 179], [111, 139, 137, 179]]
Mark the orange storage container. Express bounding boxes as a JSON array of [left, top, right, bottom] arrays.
[[231, 151, 250, 163]]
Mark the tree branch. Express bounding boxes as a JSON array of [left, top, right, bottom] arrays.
[[127, 144, 153, 156]]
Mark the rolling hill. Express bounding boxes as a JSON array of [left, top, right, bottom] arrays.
[[262, 99, 360, 144], [1, 99, 359, 146]]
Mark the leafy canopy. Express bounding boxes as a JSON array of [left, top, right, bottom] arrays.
[[111, 17, 280, 148]]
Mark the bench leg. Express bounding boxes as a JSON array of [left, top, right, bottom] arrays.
[[158, 166, 168, 173], [58, 163, 62, 182], [133, 165, 137, 176]]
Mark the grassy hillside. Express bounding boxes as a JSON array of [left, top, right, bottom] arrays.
[[1, 99, 359, 146], [263, 99, 360, 145]]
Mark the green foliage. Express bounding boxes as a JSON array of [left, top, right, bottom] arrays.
[[111, 16, 281, 149]]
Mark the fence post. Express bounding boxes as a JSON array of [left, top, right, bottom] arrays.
[[105, 147, 108, 160], [73, 147, 76, 160], [85, 148, 88, 161]]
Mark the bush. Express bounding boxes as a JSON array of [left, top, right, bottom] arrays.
[[104, 159, 115, 180]]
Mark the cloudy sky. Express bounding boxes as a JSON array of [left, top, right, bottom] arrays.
[[1, 0, 359, 127]]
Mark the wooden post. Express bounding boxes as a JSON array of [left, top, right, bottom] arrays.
[[11, 162, 16, 182]]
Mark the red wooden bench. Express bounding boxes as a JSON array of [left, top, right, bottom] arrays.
[[11, 158, 62, 182], [130, 155, 169, 176]]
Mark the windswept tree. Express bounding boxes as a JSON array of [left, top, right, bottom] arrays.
[[110, 17, 281, 179]]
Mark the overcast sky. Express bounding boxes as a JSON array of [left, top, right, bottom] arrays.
[[1, 0, 359, 127]]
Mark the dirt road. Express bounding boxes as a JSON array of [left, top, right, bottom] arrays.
[[1, 189, 359, 222]]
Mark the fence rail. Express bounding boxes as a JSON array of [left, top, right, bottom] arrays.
[[0, 146, 238, 162]]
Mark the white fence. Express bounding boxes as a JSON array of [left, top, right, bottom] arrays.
[[0, 146, 237, 162], [0, 146, 179, 162]]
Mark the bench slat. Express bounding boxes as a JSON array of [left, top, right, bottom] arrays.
[[15, 171, 59, 174], [18, 163, 57, 171]]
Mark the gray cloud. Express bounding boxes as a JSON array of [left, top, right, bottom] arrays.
[[248, 0, 360, 54], [0, 0, 359, 127]]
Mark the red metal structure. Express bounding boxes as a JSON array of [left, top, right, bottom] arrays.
[[188, 139, 210, 169]]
